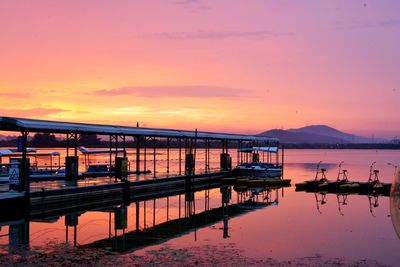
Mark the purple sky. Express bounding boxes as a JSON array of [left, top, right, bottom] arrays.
[[0, 1, 399, 138]]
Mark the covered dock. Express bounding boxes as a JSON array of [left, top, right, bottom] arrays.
[[0, 116, 279, 196]]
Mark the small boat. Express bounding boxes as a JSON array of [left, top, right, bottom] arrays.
[[0, 150, 62, 182], [235, 162, 282, 178], [234, 146, 282, 178], [82, 164, 110, 176]]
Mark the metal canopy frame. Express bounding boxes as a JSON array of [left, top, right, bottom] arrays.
[[0, 117, 278, 142]]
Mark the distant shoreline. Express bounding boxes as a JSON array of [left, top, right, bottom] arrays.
[[0, 140, 399, 150]]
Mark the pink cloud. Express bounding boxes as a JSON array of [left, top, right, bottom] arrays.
[[95, 85, 249, 98]]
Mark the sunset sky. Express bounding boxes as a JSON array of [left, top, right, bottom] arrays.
[[0, 1, 399, 138]]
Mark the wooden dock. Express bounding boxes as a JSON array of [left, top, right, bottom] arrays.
[[0, 172, 228, 222]]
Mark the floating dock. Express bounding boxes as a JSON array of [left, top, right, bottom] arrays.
[[295, 180, 391, 196]]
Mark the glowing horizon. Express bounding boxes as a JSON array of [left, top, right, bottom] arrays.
[[1, 1, 399, 138]]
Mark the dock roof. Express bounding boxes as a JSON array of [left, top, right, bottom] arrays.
[[0, 117, 278, 142]]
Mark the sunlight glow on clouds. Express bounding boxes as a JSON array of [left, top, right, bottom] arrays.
[[0, 1, 399, 137]]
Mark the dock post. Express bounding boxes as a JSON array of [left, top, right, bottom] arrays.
[[65, 214, 79, 246], [135, 202, 140, 231], [167, 138, 170, 175], [281, 144, 284, 180], [204, 139, 208, 173], [115, 157, 128, 180], [237, 140, 241, 166], [12, 132, 29, 193], [109, 135, 113, 176], [220, 140, 231, 171], [153, 137, 156, 178], [167, 197, 169, 221], [252, 153, 260, 163], [114, 135, 119, 182], [135, 136, 140, 174], [153, 199, 156, 227], [178, 139, 182, 176], [179, 194, 182, 218], [115, 206, 128, 230], [9, 221, 30, 251], [143, 201, 147, 229], [144, 137, 147, 172], [66, 133, 70, 157], [207, 139, 210, 172], [185, 153, 195, 176], [74, 133, 78, 157], [65, 155, 79, 180]]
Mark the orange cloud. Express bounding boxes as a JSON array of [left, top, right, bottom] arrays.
[[0, 108, 66, 117]]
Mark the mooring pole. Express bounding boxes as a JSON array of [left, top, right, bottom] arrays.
[[135, 202, 139, 231], [153, 199, 156, 227], [193, 129, 198, 176], [207, 139, 211, 172], [20, 131, 29, 194], [153, 137, 156, 178], [115, 135, 119, 182], [179, 194, 181, 218], [205, 139, 208, 173], [178, 138, 182, 176], [281, 144, 284, 180], [66, 226, 69, 243], [167, 196, 169, 221], [167, 138, 170, 175], [143, 201, 146, 229], [74, 133, 78, 157], [109, 211, 112, 238], [123, 135, 127, 158], [66, 133, 70, 157], [237, 140, 240, 166], [135, 136, 140, 174], [115, 135, 119, 158], [73, 225, 77, 247], [144, 137, 147, 172], [109, 135, 112, 176]]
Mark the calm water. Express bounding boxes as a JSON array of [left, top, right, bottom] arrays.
[[1, 149, 400, 265]]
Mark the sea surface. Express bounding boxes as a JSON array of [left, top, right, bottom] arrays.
[[1, 148, 400, 265]]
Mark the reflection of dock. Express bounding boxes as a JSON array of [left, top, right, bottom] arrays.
[[0, 184, 284, 253], [85, 188, 279, 252]]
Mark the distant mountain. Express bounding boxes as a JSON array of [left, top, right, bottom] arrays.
[[0, 134, 16, 141], [259, 125, 387, 144], [0, 134, 22, 141]]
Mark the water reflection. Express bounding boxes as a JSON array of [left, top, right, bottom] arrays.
[[2, 149, 400, 265], [0, 183, 284, 254], [285, 162, 337, 172], [336, 193, 348, 216], [390, 171, 400, 239]]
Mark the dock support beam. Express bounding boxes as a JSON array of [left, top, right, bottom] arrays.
[[135, 136, 140, 174], [153, 137, 157, 178], [166, 138, 170, 175], [144, 137, 147, 172], [178, 139, 182, 176], [220, 139, 231, 171], [135, 202, 140, 231]]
